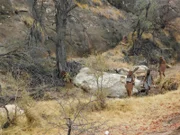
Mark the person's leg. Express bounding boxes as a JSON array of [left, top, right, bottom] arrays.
[[126, 88, 130, 96], [127, 84, 131, 97], [129, 88, 132, 97], [127, 88, 131, 97], [126, 84, 129, 97], [162, 64, 166, 77], [125, 84, 129, 96], [126, 83, 132, 97], [145, 88, 150, 95], [126, 83, 133, 97], [145, 89, 148, 95], [163, 72, 165, 77], [128, 87, 132, 97], [159, 71, 162, 81], [129, 83, 133, 97]]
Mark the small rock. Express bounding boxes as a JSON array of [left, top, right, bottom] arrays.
[[138, 60, 148, 66], [133, 65, 149, 75], [1, 5, 5, 10], [115, 68, 129, 75], [0, 104, 24, 117], [105, 131, 109, 135], [46, 8, 51, 13]]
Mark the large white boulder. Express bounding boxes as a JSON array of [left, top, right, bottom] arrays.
[[108, 81, 138, 98], [73, 67, 141, 98]]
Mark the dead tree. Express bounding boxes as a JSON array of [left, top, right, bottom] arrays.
[[49, 96, 105, 135], [29, 0, 77, 78], [53, 0, 77, 77]]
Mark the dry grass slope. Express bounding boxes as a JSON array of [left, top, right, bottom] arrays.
[[1, 87, 180, 134]]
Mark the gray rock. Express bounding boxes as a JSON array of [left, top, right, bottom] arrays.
[[115, 68, 129, 75], [138, 60, 148, 66], [0, 0, 13, 15], [73, 67, 141, 98], [133, 65, 149, 81], [133, 65, 149, 74], [107, 81, 138, 98]]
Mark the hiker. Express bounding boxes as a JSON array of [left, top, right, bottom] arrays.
[[159, 56, 166, 80], [125, 70, 135, 97], [143, 69, 154, 95]]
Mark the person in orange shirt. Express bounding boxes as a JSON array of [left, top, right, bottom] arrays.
[[159, 56, 166, 80], [125, 71, 135, 97]]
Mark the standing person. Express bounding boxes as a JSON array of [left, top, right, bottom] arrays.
[[159, 56, 166, 80], [143, 69, 154, 95], [125, 71, 135, 97]]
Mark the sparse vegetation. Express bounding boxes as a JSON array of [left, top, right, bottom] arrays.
[[0, 0, 180, 134], [86, 54, 108, 110]]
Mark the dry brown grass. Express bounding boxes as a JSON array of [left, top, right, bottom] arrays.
[[0, 72, 179, 135], [174, 32, 180, 43], [86, 89, 180, 134], [92, 0, 103, 6], [2, 88, 180, 135], [21, 16, 34, 28], [160, 73, 180, 93], [76, 1, 125, 20], [90, 6, 125, 20], [76, 2, 89, 9], [155, 39, 166, 48], [101, 45, 132, 69], [142, 32, 153, 40], [71, 44, 131, 70], [83, 45, 131, 70]]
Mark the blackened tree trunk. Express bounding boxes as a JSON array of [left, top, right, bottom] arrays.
[[30, 0, 77, 78], [54, 0, 77, 77], [55, 9, 67, 77]]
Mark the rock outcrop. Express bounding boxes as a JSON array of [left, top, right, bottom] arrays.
[[0, 0, 133, 58], [73, 67, 142, 98], [0, 0, 13, 15], [0, 0, 28, 15]]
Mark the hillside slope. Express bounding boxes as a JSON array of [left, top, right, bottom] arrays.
[[0, 64, 180, 135], [0, 0, 133, 57]]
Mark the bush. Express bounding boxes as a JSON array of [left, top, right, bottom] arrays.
[[86, 54, 108, 110], [160, 74, 180, 92]]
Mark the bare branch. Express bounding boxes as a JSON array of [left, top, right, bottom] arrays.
[[66, 4, 77, 15], [3, 106, 11, 124]]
